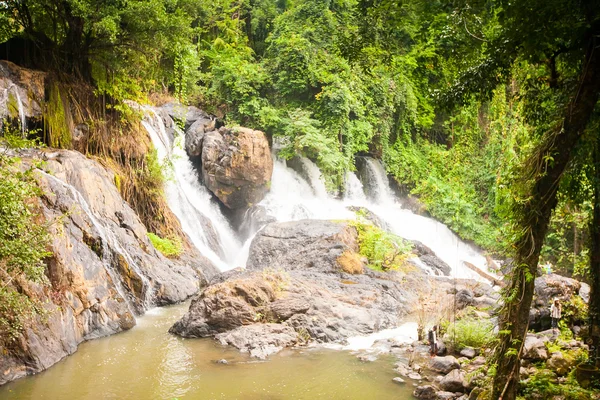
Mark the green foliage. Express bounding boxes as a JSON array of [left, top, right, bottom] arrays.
[[0, 131, 51, 343], [44, 83, 72, 149], [519, 369, 597, 400], [351, 220, 413, 272], [444, 317, 495, 352], [147, 233, 182, 258]]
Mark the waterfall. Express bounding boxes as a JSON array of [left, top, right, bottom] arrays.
[[257, 156, 492, 282], [137, 103, 491, 280], [40, 171, 151, 314], [141, 108, 241, 271], [344, 171, 367, 202], [1, 84, 27, 134], [360, 157, 396, 205]]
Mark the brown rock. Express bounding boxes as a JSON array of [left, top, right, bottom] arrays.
[[201, 127, 273, 209]]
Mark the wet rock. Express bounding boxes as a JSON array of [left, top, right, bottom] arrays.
[[413, 385, 437, 400], [238, 205, 276, 238], [0, 150, 217, 386], [440, 369, 466, 392], [201, 127, 272, 210], [358, 354, 378, 362], [172, 219, 422, 354], [411, 241, 452, 276], [161, 102, 208, 130], [215, 359, 228, 364], [408, 372, 423, 380], [459, 347, 477, 359], [246, 220, 359, 273], [430, 356, 460, 374], [393, 377, 406, 384], [215, 323, 298, 359], [0, 60, 45, 131]]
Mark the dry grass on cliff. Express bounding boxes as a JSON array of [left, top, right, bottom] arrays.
[[40, 77, 186, 243], [337, 250, 365, 274]]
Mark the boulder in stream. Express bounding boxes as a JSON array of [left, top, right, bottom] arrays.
[[201, 127, 273, 210]]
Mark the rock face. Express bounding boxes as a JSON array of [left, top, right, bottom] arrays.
[[0, 150, 218, 386], [0, 60, 45, 130], [171, 219, 425, 354], [201, 127, 273, 210]]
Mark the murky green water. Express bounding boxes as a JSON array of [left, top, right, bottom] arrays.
[[1, 303, 415, 400]]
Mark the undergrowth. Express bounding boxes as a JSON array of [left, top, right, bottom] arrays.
[[350, 219, 413, 272], [0, 128, 51, 344], [147, 233, 182, 257], [443, 317, 494, 352]]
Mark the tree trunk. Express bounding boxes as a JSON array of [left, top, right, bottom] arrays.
[[491, 37, 600, 400], [590, 135, 600, 368]]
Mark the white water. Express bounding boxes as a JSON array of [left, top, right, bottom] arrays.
[[258, 156, 492, 281], [343, 322, 418, 351], [40, 171, 151, 313], [140, 105, 491, 280], [1, 83, 27, 134], [142, 108, 241, 271]]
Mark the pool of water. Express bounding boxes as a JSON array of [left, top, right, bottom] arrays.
[[0, 303, 416, 400]]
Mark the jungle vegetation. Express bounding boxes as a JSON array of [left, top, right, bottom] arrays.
[[1, 1, 600, 399]]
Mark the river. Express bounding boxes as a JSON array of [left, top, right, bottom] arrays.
[[1, 302, 416, 400]]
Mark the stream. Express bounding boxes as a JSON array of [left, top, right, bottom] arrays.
[[1, 302, 416, 400]]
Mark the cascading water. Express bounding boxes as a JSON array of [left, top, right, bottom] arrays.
[[257, 156, 492, 282], [138, 104, 491, 280], [1, 83, 27, 134], [40, 171, 151, 313], [141, 108, 241, 271]]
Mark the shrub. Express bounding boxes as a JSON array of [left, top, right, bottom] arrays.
[[444, 317, 494, 351], [0, 130, 51, 343], [351, 220, 413, 272], [147, 233, 182, 257]]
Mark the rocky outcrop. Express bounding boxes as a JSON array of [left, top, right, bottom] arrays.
[[0, 60, 45, 130], [201, 127, 273, 210], [215, 324, 299, 359], [171, 219, 430, 355], [529, 273, 588, 331], [0, 149, 218, 386]]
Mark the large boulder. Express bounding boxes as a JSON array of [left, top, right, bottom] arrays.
[[171, 219, 424, 355], [201, 127, 273, 210], [523, 334, 549, 361], [245, 219, 359, 273], [0, 150, 217, 386], [413, 385, 438, 400], [430, 356, 461, 374], [440, 369, 467, 393]]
